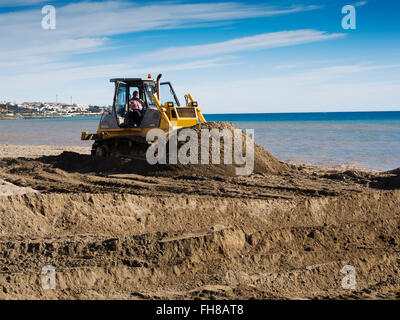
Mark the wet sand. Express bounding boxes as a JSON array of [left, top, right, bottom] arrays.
[[0, 135, 399, 299]]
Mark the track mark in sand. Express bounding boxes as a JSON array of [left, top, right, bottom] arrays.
[[305, 261, 336, 270]]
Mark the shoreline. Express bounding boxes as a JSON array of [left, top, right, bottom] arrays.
[[0, 114, 102, 120]]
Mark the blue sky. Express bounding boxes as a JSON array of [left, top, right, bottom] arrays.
[[0, 0, 399, 113]]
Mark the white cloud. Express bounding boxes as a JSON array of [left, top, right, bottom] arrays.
[[0, 56, 235, 97], [0, 1, 323, 40], [182, 63, 400, 113], [0, 1, 326, 76], [0, 0, 47, 7], [0, 27, 348, 103], [0, 55, 244, 105], [140, 30, 346, 61], [273, 59, 344, 70], [0, 37, 109, 61], [354, 1, 368, 7]]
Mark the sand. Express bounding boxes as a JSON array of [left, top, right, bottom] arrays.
[[0, 125, 399, 300], [0, 178, 37, 196], [0, 144, 90, 158]]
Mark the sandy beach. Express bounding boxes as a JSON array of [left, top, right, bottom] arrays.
[[0, 131, 399, 299], [0, 144, 90, 159]]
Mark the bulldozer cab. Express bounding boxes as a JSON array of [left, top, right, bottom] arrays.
[[101, 77, 185, 130], [109, 78, 161, 129], [95, 78, 157, 130]]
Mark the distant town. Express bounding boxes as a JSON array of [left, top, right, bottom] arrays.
[[0, 101, 110, 119]]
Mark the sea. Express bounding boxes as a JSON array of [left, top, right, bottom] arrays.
[[0, 111, 399, 171]]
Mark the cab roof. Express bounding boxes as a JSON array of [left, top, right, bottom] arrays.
[[110, 78, 154, 84]]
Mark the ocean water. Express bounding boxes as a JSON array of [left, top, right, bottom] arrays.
[[0, 111, 399, 170]]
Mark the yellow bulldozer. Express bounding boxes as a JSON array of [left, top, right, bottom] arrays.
[[81, 74, 206, 157]]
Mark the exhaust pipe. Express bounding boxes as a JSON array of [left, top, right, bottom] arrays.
[[156, 74, 162, 100]]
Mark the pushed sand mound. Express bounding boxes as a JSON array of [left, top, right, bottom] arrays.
[[156, 121, 288, 177]]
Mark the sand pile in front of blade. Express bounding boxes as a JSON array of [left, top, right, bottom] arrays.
[[153, 121, 288, 177]]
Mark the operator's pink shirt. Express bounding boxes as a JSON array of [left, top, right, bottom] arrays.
[[130, 99, 143, 111]]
